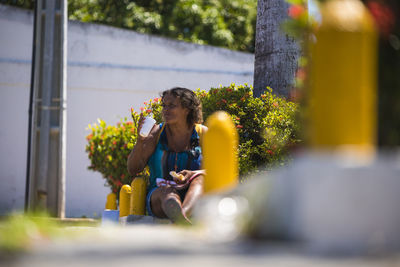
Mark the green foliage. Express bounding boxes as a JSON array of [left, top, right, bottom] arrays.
[[67, 0, 257, 52], [3, 0, 256, 52], [86, 85, 300, 192], [196, 84, 300, 176], [85, 116, 142, 194], [0, 212, 59, 252], [85, 97, 162, 194]]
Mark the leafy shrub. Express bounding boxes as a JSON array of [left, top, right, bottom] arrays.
[[196, 84, 300, 176], [86, 85, 299, 193]]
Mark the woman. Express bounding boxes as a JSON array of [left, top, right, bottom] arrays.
[[127, 87, 207, 224]]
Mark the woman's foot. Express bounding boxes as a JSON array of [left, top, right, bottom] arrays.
[[163, 198, 192, 225]]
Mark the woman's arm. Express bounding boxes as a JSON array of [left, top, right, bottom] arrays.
[[127, 121, 161, 177]]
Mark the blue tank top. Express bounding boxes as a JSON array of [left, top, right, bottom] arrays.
[[147, 123, 203, 190]]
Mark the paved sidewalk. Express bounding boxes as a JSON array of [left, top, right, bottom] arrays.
[[2, 224, 399, 267]]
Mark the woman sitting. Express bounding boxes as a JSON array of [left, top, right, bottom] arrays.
[[127, 87, 207, 224]]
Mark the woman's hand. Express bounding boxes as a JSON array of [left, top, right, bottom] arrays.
[[137, 113, 156, 142], [170, 170, 192, 184]]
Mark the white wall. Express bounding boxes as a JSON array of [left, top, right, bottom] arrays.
[[0, 4, 254, 217]]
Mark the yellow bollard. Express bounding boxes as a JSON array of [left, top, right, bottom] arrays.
[[308, 0, 377, 157], [105, 192, 117, 210], [129, 177, 147, 215], [119, 185, 132, 217], [203, 111, 239, 193]]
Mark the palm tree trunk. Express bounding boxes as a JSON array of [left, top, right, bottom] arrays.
[[253, 0, 300, 97]]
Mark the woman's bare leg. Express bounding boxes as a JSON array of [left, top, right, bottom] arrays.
[[150, 186, 191, 224], [181, 175, 204, 218]]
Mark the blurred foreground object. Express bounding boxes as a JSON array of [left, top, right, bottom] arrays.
[[244, 152, 400, 255], [307, 0, 378, 159], [195, 151, 400, 254], [203, 111, 239, 193]]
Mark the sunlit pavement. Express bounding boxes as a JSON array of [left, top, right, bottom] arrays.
[[1, 222, 399, 267], [3, 152, 400, 266]]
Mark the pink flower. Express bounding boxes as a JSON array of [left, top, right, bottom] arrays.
[[236, 125, 243, 129]]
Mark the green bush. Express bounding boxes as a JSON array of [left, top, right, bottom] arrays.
[[196, 84, 300, 176], [86, 85, 300, 193]]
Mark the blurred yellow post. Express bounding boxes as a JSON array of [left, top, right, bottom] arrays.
[[203, 111, 238, 193], [119, 185, 132, 217], [105, 192, 117, 210], [308, 0, 377, 157], [129, 177, 147, 215]]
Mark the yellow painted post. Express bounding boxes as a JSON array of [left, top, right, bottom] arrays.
[[119, 185, 132, 217], [129, 177, 147, 215], [308, 0, 377, 157], [203, 111, 238, 193], [105, 192, 117, 210]]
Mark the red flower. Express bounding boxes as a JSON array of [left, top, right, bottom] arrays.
[[226, 88, 233, 92], [267, 149, 274, 155], [296, 68, 306, 81], [288, 4, 305, 19], [124, 144, 127, 148], [144, 102, 147, 105], [236, 125, 243, 129], [112, 140, 117, 145], [273, 102, 279, 107], [86, 134, 93, 141], [140, 107, 144, 112], [222, 99, 227, 104], [146, 109, 152, 113], [367, 1, 395, 38]]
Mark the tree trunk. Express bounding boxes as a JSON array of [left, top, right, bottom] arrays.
[[253, 0, 300, 97]]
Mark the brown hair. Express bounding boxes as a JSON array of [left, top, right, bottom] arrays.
[[161, 87, 203, 126]]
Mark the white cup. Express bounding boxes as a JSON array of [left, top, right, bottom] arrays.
[[140, 116, 156, 137]]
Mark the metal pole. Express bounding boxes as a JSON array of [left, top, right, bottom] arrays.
[[25, 0, 39, 212], [27, 0, 67, 217]]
